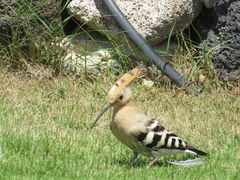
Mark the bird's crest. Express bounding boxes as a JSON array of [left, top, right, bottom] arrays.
[[108, 67, 141, 98]]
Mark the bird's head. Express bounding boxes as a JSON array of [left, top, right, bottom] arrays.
[[91, 67, 141, 128]]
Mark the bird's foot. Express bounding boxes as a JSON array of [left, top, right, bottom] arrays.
[[130, 151, 138, 163], [147, 157, 159, 168]]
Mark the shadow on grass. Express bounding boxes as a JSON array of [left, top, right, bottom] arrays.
[[109, 152, 208, 168], [110, 157, 170, 168]]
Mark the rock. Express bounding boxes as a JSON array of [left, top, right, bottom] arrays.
[[142, 79, 154, 87], [207, 0, 240, 81], [195, 0, 240, 81], [63, 48, 117, 74], [198, 74, 207, 84], [67, 0, 203, 45], [60, 33, 178, 74], [61, 36, 119, 74]]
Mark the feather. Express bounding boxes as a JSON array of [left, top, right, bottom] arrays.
[[133, 119, 207, 156], [168, 158, 206, 167]]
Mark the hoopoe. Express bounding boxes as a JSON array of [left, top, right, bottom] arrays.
[[92, 67, 207, 167]]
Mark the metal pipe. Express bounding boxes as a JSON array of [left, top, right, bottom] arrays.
[[102, 0, 188, 87]]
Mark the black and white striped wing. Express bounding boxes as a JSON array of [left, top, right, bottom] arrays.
[[135, 119, 207, 156]]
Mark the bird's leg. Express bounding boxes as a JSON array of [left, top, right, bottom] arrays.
[[130, 151, 138, 163], [147, 157, 159, 168]]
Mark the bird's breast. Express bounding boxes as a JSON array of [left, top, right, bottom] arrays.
[[109, 106, 137, 150], [110, 114, 133, 146]]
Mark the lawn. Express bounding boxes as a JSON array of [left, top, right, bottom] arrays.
[[0, 71, 239, 179]]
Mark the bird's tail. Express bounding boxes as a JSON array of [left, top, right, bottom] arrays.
[[185, 146, 207, 156]]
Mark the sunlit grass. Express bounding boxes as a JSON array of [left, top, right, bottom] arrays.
[[0, 71, 239, 179]]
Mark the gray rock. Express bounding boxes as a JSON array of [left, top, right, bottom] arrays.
[[195, 0, 240, 81], [67, 0, 203, 45], [207, 0, 240, 81]]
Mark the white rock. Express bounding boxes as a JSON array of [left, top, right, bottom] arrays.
[[58, 35, 119, 74], [63, 47, 118, 74], [67, 0, 203, 45], [143, 79, 154, 87], [198, 74, 206, 84]]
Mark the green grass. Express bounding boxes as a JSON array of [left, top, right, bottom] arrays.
[[0, 72, 239, 179]]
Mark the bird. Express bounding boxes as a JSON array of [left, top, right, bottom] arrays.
[[92, 67, 207, 167]]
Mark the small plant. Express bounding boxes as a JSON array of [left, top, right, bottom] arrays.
[[0, 0, 66, 73]]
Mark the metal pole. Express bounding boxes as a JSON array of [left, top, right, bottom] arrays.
[[102, 0, 188, 87]]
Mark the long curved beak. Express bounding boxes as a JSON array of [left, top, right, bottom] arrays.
[[91, 103, 112, 128]]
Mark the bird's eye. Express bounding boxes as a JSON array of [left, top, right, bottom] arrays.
[[119, 95, 123, 100]]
